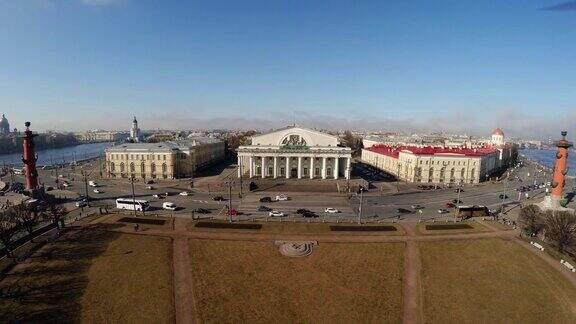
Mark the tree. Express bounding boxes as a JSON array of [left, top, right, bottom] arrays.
[[519, 205, 544, 235], [45, 202, 67, 231], [342, 131, 363, 157], [544, 211, 576, 254], [15, 203, 42, 243], [0, 205, 20, 258]]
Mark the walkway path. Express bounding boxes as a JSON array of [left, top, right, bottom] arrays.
[[172, 236, 199, 324]]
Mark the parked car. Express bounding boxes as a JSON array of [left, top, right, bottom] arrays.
[[146, 185, 154, 190], [452, 199, 463, 204], [438, 209, 449, 214], [45, 186, 54, 191], [93, 189, 101, 194], [146, 180, 154, 184], [396, 208, 412, 214], [62, 182, 70, 188], [162, 202, 177, 211], [153, 194, 163, 199], [88, 181, 98, 187], [275, 194, 288, 201], [179, 191, 191, 196], [499, 194, 509, 199], [259, 196, 273, 203], [213, 196, 226, 201], [194, 208, 211, 214], [258, 205, 272, 212], [445, 202, 455, 208], [411, 204, 424, 209], [269, 210, 285, 217], [227, 208, 238, 216], [324, 207, 339, 214]]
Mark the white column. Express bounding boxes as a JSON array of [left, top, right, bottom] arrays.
[[285, 157, 290, 179], [345, 157, 351, 180], [310, 157, 314, 179], [322, 157, 327, 179], [237, 155, 241, 178], [297, 156, 302, 179], [273, 156, 278, 178], [261, 156, 267, 178], [249, 156, 254, 178], [334, 157, 339, 179]]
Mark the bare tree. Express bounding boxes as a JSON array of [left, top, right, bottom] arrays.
[[342, 131, 363, 157], [45, 202, 67, 232], [14, 203, 42, 243], [544, 211, 576, 254], [519, 205, 543, 235], [0, 205, 20, 258]]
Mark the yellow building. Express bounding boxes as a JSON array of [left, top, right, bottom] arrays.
[[105, 138, 224, 179]]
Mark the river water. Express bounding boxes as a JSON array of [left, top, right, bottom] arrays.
[[520, 148, 576, 176], [0, 142, 113, 167]]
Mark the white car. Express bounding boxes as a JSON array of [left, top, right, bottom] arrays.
[[438, 209, 449, 214], [62, 182, 70, 188], [411, 204, 424, 209], [153, 194, 161, 199], [88, 181, 98, 187], [146, 185, 154, 190], [163, 202, 177, 211], [269, 210, 285, 217], [179, 191, 191, 196], [275, 194, 288, 201], [324, 207, 339, 214], [93, 189, 101, 194]]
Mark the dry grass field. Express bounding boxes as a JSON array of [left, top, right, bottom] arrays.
[[189, 240, 405, 323], [0, 225, 174, 323], [420, 238, 576, 323]]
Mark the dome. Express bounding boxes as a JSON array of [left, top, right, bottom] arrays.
[[492, 128, 504, 136], [0, 114, 9, 134]]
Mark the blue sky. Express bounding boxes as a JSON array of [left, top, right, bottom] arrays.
[[0, 0, 575, 138]]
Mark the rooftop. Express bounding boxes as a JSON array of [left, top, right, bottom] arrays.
[[366, 145, 499, 158]]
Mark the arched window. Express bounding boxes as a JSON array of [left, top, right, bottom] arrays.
[[428, 167, 434, 178], [110, 162, 115, 172], [140, 162, 145, 173], [162, 163, 167, 174], [450, 168, 455, 182], [120, 162, 125, 173], [130, 162, 135, 173], [460, 168, 465, 179], [439, 167, 445, 182], [151, 163, 156, 174]]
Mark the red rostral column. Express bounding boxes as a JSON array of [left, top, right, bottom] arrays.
[[21, 121, 39, 190], [551, 131, 572, 199]]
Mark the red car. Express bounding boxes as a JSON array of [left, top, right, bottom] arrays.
[[226, 208, 238, 216], [445, 202, 455, 208]]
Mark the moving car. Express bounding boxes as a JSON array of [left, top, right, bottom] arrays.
[[146, 185, 154, 190], [227, 208, 238, 216], [146, 180, 154, 184], [179, 191, 191, 196], [213, 196, 226, 201], [275, 194, 288, 201], [258, 205, 272, 212], [297, 209, 311, 214], [452, 199, 463, 204], [499, 194, 509, 199], [302, 211, 318, 218], [324, 207, 339, 214], [162, 202, 177, 211], [396, 208, 412, 214], [93, 189, 101, 194], [88, 181, 98, 187], [438, 209, 449, 214], [411, 204, 424, 209], [259, 197, 273, 203], [269, 210, 285, 217], [153, 194, 163, 199], [445, 202, 455, 208], [75, 201, 87, 207], [194, 208, 211, 214]]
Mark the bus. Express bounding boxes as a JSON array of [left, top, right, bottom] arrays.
[[115, 198, 150, 211]]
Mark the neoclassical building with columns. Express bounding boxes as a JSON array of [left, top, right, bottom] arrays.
[[237, 126, 352, 180]]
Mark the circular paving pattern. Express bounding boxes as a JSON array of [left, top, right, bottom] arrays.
[[276, 241, 317, 257]]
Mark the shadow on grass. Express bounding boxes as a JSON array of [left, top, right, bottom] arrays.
[[0, 223, 123, 323]]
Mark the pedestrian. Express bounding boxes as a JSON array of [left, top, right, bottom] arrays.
[[134, 224, 139, 232]]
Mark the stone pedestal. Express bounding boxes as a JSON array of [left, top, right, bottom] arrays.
[[536, 195, 574, 212]]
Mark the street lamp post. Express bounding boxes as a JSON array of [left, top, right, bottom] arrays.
[[357, 189, 363, 225]]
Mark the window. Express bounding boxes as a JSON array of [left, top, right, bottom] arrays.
[[130, 162, 135, 173], [280, 167, 285, 176], [120, 162, 125, 173], [303, 167, 308, 176], [162, 163, 167, 174], [315, 168, 320, 176], [110, 162, 115, 172], [140, 162, 145, 173], [151, 163, 156, 174]]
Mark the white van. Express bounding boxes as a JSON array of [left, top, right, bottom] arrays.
[[163, 202, 177, 211]]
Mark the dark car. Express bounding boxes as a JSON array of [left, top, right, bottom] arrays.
[[194, 208, 211, 214], [259, 197, 273, 203], [297, 208, 311, 214], [452, 199, 463, 204], [499, 194, 509, 199], [396, 208, 412, 214], [445, 202, 455, 208], [302, 211, 318, 218], [454, 188, 464, 193], [213, 196, 226, 201], [257, 205, 272, 212]]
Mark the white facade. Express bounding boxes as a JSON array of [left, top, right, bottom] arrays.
[[237, 126, 352, 180]]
